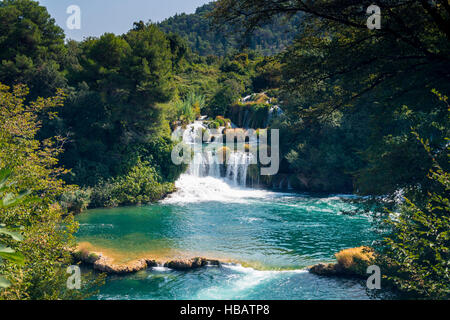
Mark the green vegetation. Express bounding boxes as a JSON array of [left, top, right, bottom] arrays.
[[165, 92, 206, 127], [228, 93, 274, 129], [376, 133, 450, 299], [0, 84, 103, 299], [213, 0, 450, 299], [0, 169, 27, 289], [1, 0, 449, 300], [0, 0, 189, 210], [89, 160, 175, 208], [0, 0, 67, 99], [158, 2, 303, 56]]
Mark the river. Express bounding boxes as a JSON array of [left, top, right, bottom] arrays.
[[76, 123, 378, 300]]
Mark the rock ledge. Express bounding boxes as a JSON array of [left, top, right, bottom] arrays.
[[73, 249, 222, 275]]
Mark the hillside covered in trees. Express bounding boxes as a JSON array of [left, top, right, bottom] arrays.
[[158, 2, 303, 56]]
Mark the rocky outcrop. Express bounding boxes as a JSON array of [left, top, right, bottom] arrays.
[[308, 263, 347, 276], [92, 256, 148, 274], [72, 248, 222, 275], [165, 257, 221, 270]]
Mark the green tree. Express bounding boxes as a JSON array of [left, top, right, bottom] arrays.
[[209, 79, 244, 117], [158, 2, 303, 56], [0, 83, 101, 299], [0, 168, 28, 289], [0, 0, 67, 99], [214, 0, 450, 194], [56, 23, 180, 189], [377, 133, 449, 299]]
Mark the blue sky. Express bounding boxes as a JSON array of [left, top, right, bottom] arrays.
[[38, 0, 211, 40]]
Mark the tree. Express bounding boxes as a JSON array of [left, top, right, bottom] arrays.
[[209, 79, 244, 117], [377, 132, 449, 299], [158, 2, 303, 56], [0, 168, 27, 289], [0, 83, 101, 299], [57, 23, 179, 187], [0, 0, 67, 99]]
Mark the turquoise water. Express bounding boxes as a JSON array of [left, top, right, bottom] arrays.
[[76, 175, 377, 300]]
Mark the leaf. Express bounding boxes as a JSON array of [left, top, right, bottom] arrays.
[[0, 275, 11, 289], [0, 167, 12, 191], [0, 190, 32, 208], [0, 246, 25, 265], [0, 227, 23, 241]]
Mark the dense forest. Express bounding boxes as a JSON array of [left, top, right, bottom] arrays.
[[0, 0, 448, 300], [158, 2, 303, 56]]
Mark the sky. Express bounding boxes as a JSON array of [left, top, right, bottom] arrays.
[[38, 0, 211, 41]]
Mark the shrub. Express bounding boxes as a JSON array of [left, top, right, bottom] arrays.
[[60, 189, 92, 214], [208, 121, 220, 129], [215, 116, 226, 127], [335, 246, 374, 275], [91, 161, 175, 207]]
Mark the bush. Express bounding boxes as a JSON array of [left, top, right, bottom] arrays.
[[60, 189, 92, 214], [335, 246, 374, 275], [215, 116, 226, 127], [90, 161, 175, 208], [209, 121, 220, 129]]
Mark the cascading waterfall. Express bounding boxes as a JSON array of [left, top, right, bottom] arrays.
[[165, 121, 266, 203], [180, 122, 254, 187], [189, 151, 221, 178], [225, 152, 253, 187]]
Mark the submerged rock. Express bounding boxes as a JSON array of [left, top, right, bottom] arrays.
[[145, 259, 158, 267], [308, 263, 345, 276]]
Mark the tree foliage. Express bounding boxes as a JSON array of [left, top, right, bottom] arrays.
[[378, 133, 449, 299], [213, 0, 450, 298], [0, 84, 102, 299], [0, 0, 67, 99], [214, 0, 450, 194], [158, 2, 303, 56]]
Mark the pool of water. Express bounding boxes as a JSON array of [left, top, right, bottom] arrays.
[[76, 175, 377, 300]]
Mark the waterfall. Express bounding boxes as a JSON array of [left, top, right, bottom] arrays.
[[225, 152, 253, 187], [164, 121, 267, 204], [190, 148, 254, 187], [189, 151, 221, 179], [179, 122, 254, 188]]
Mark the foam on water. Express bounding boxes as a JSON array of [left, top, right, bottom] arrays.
[[163, 174, 276, 204], [195, 264, 307, 299], [152, 266, 171, 272]]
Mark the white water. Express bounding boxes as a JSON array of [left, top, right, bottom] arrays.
[[165, 121, 267, 203], [225, 152, 254, 187], [163, 174, 274, 204], [195, 264, 307, 300]]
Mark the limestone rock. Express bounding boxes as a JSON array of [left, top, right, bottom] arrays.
[[165, 257, 208, 270], [93, 257, 148, 274], [308, 263, 342, 276]]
